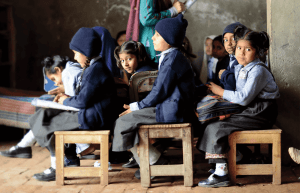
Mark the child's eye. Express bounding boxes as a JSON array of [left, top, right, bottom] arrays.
[[237, 47, 241, 50], [121, 60, 125, 63], [224, 39, 228, 42], [246, 48, 251, 51], [127, 58, 132, 61], [232, 37, 235, 41]]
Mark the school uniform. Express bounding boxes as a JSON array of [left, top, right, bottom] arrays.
[[197, 58, 280, 157], [208, 55, 230, 86], [112, 48, 195, 151], [62, 61, 83, 96], [219, 54, 238, 91]]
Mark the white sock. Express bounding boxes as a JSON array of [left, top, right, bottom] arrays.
[[17, 130, 36, 147], [214, 163, 228, 176], [130, 144, 161, 165], [43, 156, 56, 174], [76, 143, 90, 154]]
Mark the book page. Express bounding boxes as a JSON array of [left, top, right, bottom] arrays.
[[31, 98, 80, 111]]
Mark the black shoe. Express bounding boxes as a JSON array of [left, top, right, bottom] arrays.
[[134, 155, 169, 180], [64, 156, 80, 167], [0, 146, 32, 158], [122, 157, 139, 168], [33, 167, 56, 181], [198, 174, 230, 188], [79, 154, 100, 160]]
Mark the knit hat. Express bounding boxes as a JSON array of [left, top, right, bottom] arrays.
[[222, 22, 245, 39], [69, 27, 102, 58], [155, 14, 188, 47]]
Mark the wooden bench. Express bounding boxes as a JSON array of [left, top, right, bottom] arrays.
[[55, 130, 110, 186], [138, 123, 193, 187], [228, 129, 282, 185]]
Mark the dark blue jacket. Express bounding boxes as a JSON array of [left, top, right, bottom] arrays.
[[220, 57, 238, 91], [63, 59, 118, 130], [137, 49, 195, 123]]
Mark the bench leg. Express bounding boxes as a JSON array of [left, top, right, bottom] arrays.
[[228, 134, 237, 185], [55, 134, 64, 185], [139, 128, 151, 188], [182, 127, 193, 187], [272, 134, 281, 185], [100, 135, 109, 186]]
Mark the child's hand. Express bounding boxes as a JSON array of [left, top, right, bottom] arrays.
[[219, 69, 226, 79], [119, 104, 132, 117], [173, 0, 186, 13], [206, 82, 224, 96], [58, 94, 70, 105], [48, 85, 65, 95], [53, 93, 64, 102]]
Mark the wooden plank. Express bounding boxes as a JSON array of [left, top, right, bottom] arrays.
[[138, 127, 151, 187], [64, 167, 100, 177], [272, 133, 281, 185], [150, 165, 184, 176], [55, 131, 110, 135], [182, 127, 193, 187], [100, 134, 109, 186], [64, 135, 101, 143], [149, 128, 182, 138], [55, 134, 64, 185], [236, 164, 273, 175], [228, 134, 237, 185], [232, 129, 282, 134], [139, 123, 191, 129], [235, 134, 273, 144]]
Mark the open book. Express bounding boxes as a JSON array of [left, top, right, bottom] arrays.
[[31, 98, 80, 111]]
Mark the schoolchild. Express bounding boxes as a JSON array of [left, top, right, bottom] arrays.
[[126, 0, 185, 62], [0, 55, 84, 160], [116, 30, 127, 46], [197, 26, 280, 187], [114, 40, 157, 75], [1, 27, 118, 182], [112, 14, 196, 179], [209, 35, 229, 86], [199, 35, 218, 84], [219, 22, 246, 91]]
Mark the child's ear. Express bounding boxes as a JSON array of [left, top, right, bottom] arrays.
[[54, 67, 62, 73]]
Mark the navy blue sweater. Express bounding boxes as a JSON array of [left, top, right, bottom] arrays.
[[137, 49, 195, 123], [220, 56, 238, 91], [63, 59, 118, 130]]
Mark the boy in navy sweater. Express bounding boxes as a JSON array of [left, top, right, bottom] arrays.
[[112, 14, 196, 179]]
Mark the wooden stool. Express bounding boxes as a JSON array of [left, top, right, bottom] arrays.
[[54, 130, 110, 186], [138, 123, 193, 187], [228, 129, 282, 185]]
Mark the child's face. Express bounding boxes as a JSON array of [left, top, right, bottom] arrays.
[[223, 33, 236, 55], [117, 34, 126, 46], [73, 50, 87, 68], [46, 68, 63, 86], [212, 40, 228, 59], [119, 52, 138, 74], [205, 38, 213, 56], [152, 31, 171, 52], [235, 39, 257, 66]]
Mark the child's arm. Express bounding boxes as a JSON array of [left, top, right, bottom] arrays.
[[222, 69, 271, 106], [48, 85, 65, 95], [219, 70, 236, 91], [140, 0, 172, 27]]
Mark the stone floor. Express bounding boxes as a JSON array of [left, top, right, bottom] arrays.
[[0, 139, 300, 193]]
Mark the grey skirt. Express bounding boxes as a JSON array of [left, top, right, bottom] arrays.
[[112, 107, 158, 152], [29, 108, 80, 147], [197, 98, 278, 154]]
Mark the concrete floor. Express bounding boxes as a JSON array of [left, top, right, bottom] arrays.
[[0, 140, 300, 193]]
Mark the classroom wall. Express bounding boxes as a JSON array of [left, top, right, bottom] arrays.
[[268, 0, 300, 164]]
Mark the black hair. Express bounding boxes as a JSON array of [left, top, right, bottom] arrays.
[[42, 55, 69, 75], [234, 25, 269, 61], [114, 40, 154, 70], [180, 36, 196, 60], [116, 30, 126, 41], [213, 35, 224, 45]]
